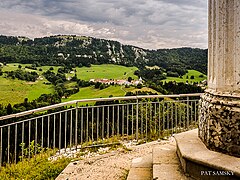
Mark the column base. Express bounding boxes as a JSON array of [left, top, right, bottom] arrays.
[[199, 91, 240, 157]]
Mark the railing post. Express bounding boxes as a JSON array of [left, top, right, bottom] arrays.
[[75, 102, 78, 150], [136, 98, 139, 141]]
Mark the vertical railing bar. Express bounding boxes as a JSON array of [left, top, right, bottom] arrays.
[[190, 101, 193, 123], [117, 105, 119, 136], [184, 104, 186, 130], [75, 103, 78, 150], [179, 101, 182, 132], [47, 115, 50, 148], [175, 102, 178, 134], [145, 103, 148, 140], [22, 122, 24, 161], [35, 119, 37, 156], [28, 121, 31, 160], [15, 124, 17, 163], [86, 108, 89, 142], [70, 110, 73, 149], [187, 97, 190, 130], [195, 100, 197, 122], [92, 107, 94, 142], [65, 111, 67, 152], [59, 112, 62, 151], [41, 117, 44, 148], [136, 99, 139, 141], [122, 105, 124, 136], [127, 104, 129, 140], [102, 107, 105, 139], [131, 104, 134, 139], [81, 108, 83, 145], [167, 102, 169, 136], [163, 102, 165, 132], [149, 101, 152, 140], [53, 114, 56, 149], [107, 106, 109, 139], [158, 102, 161, 138], [97, 107, 99, 141], [154, 102, 157, 136], [8, 126, 10, 164], [112, 106, 114, 137]]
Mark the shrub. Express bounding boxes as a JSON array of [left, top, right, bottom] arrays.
[[0, 150, 71, 180]]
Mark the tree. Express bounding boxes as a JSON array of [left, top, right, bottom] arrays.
[[137, 83, 143, 89], [6, 103, 13, 114], [128, 76, 133, 82]]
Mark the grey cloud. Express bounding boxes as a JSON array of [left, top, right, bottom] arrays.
[[0, 0, 207, 49]]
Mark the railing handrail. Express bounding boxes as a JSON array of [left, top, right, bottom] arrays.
[[0, 93, 202, 121]]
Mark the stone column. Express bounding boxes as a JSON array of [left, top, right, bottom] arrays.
[[199, 0, 240, 157]]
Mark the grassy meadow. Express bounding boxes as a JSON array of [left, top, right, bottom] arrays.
[[0, 76, 53, 105], [0, 63, 139, 105], [0, 63, 206, 106], [74, 64, 138, 80], [163, 70, 207, 83]]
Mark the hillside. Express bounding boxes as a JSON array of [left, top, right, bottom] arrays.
[[0, 35, 207, 74]]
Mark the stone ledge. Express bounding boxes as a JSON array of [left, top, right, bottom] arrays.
[[175, 129, 240, 179]]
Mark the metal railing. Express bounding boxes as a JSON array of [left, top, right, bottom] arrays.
[[0, 93, 201, 166]]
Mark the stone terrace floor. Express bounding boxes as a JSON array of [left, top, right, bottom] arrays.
[[56, 137, 185, 180]]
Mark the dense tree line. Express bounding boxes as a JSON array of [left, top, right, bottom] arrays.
[[6, 69, 39, 82]]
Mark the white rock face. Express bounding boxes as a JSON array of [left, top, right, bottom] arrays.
[[208, 0, 240, 93]]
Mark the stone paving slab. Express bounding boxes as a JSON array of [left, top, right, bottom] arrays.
[[127, 167, 152, 180], [127, 154, 153, 180], [152, 139, 188, 180], [153, 164, 188, 180], [131, 154, 152, 168], [152, 143, 178, 164]]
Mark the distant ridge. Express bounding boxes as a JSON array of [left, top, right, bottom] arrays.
[[0, 35, 207, 74]]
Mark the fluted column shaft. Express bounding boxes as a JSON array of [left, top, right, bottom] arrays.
[[208, 0, 240, 93]]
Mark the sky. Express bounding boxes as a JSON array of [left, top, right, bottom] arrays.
[[0, 0, 208, 50]]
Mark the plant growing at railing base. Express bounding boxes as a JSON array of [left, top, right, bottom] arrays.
[[19, 140, 43, 160], [0, 150, 71, 180]]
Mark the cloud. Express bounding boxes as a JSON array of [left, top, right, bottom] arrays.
[[0, 0, 207, 49]]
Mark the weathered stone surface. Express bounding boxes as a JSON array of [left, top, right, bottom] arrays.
[[199, 92, 240, 157], [208, 0, 240, 92]]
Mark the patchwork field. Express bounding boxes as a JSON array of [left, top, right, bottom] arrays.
[[0, 63, 206, 106], [0, 64, 139, 105]]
